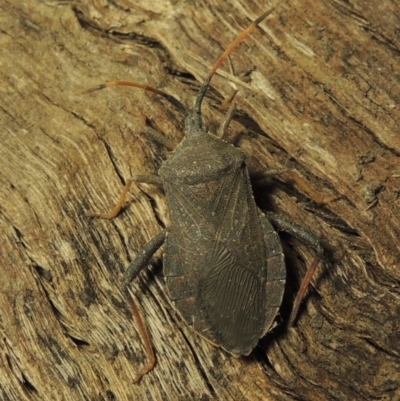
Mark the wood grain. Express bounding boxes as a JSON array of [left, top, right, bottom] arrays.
[[1, 1, 399, 400]]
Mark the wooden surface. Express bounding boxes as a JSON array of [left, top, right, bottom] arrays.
[[1, 1, 400, 400]]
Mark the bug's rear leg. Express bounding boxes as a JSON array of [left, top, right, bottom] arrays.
[[123, 230, 166, 383], [265, 211, 323, 327], [89, 174, 163, 219]]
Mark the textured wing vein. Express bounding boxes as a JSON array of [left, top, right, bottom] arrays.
[[199, 242, 265, 355]]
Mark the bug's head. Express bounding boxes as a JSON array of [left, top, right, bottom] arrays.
[[84, 9, 273, 138], [184, 8, 273, 137]]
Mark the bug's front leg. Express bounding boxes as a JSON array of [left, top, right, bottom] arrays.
[[123, 230, 166, 383], [90, 174, 163, 219], [265, 211, 323, 327]]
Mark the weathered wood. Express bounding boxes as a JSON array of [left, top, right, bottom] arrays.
[[1, 1, 399, 400]]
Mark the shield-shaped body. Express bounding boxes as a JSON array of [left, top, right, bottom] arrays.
[[159, 131, 286, 355]]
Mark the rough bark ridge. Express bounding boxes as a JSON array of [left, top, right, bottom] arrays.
[[1, 1, 399, 400]]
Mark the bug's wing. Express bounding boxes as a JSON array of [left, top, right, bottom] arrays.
[[164, 164, 285, 355], [199, 241, 266, 355], [196, 168, 261, 353], [259, 213, 286, 337]]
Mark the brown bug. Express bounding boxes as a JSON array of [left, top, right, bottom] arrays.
[[87, 8, 325, 382]]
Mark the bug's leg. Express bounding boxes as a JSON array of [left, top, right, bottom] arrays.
[[216, 92, 340, 204], [122, 230, 166, 383], [216, 89, 238, 139], [254, 168, 340, 205], [251, 168, 289, 181], [280, 170, 340, 204], [142, 126, 176, 151], [89, 174, 163, 219], [129, 111, 176, 151], [264, 211, 323, 327], [219, 89, 238, 111], [217, 101, 237, 139]]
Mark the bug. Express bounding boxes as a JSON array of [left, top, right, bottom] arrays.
[[87, 8, 326, 382]]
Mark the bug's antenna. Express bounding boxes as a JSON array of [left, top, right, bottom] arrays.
[[193, 8, 274, 117], [84, 80, 188, 117]]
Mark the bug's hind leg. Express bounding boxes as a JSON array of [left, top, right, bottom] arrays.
[[265, 211, 323, 327], [123, 230, 166, 383]]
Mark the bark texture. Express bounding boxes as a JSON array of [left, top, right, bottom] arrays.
[[1, 1, 400, 400]]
